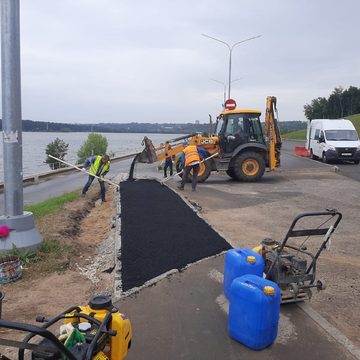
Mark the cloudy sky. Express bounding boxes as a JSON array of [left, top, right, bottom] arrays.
[[2, 0, 360, 124]]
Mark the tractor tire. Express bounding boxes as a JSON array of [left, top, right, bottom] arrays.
[[189, 157, 212, 183], [175, 158, 183, 177], [175, 156, 212, 183], [226, 168, 236, 179], [233, 152, 265, 182]]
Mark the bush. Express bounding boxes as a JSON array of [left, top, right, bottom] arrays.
[[45, 138, 69, 170], [77, 133, 108, 164]]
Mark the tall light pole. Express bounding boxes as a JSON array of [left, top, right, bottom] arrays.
[[202, 34, 261, 100], [210, 78, 242, 108], [1, 0, 42, 251]]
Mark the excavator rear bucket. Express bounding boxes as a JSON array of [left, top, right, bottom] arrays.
[[294, 146, 310, 157], [137, 136, 158, 163]]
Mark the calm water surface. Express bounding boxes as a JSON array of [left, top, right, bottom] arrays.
[[0, 132, 183, 182]]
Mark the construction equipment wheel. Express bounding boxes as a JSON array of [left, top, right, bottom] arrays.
[[175, 158, 188, 181], [226, 168, 236, 179], [175, 157, 212, 183], [189, 157, 212, 183], [316, 279, 326, 291], [233, 152, 265, 182]]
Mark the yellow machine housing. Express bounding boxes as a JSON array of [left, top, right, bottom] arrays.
[[65, 296, 132, 360]]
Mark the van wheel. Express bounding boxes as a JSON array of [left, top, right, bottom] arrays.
[[354, 160, 360, 165], [322, 152, 329, 164], [310, 149, 318, 160]]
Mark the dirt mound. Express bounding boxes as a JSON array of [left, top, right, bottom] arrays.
[[0, 188, 116, 358]]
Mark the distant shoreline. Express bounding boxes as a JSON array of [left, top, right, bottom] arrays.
[[0, 118, 307, 134]]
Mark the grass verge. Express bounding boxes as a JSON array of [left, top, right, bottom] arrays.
[[5, 190, 82, 268], [24, 190, 81, 218]]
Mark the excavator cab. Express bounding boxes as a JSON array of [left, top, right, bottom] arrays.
[[215, 110, 265, 156]]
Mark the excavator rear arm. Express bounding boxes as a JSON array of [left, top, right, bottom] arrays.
[[265, 96, 282, 171]]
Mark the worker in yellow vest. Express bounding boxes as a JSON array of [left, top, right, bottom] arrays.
[[178, 140, 207, 192], [82, 154, 110, 202]]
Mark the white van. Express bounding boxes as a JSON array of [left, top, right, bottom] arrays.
[[306, 119, 360, 164]]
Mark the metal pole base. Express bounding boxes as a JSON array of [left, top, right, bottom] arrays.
[[0, 211, 42, 252]]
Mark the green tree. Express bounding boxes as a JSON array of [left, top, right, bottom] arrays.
[[77, 133, 108, 164], [45, 138, 69, 170], [304, 86, 360, 120]]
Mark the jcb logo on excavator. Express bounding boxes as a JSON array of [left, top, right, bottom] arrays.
[[200, 139, 215, 145]]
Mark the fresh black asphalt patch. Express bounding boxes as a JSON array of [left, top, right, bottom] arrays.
[[120, 179, 232, 291]]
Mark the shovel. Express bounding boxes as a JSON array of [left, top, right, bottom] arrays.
[[48, 154, 120, 189], [160, 152, 218, 185]]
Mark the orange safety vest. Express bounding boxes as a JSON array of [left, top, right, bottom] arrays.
[[183, 145, 200, 167]]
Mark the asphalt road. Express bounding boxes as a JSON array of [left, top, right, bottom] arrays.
[[1, 141, 359, 212], [284, 139, 360, 181]]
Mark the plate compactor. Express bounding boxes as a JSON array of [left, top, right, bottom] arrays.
[[254, 210, 342, 304], [0, 295, 132, 360]]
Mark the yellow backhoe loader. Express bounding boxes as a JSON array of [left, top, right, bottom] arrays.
[[137, 96, 282, 183]]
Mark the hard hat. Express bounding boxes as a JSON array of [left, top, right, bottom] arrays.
[[182, 139, 189, 146]]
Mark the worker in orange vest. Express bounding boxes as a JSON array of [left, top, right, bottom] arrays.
[[178, 139, 207, 192]]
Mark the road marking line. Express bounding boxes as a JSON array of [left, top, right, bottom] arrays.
[[208, 269, 224, 283], [298, 302, 360, 359], [216, 294, 229, 314]]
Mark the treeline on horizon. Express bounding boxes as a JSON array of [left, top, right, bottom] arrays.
[[0, 119, 306, 134], [304, 86, 360, 120]]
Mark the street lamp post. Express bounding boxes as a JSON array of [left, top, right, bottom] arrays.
[[1, 0, 42, 251], [202, 34, 261, 99], [210, 78, 242, 108]]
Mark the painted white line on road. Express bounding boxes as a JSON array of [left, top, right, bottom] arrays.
[[208, 269, 224, 283], [216, 294, 229, 314], [298, 302, 360, 359], [276, 313, 298, 345]]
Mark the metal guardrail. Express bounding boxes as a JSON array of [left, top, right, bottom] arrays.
[[0, 153, 138, 192]]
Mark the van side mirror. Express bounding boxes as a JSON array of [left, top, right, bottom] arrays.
[[319, 137, 325, 143]]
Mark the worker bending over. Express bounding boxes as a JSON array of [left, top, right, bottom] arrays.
[[82, 154, 110, 202], [178, 140, 207, 192]]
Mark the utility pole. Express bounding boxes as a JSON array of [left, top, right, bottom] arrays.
[[202, 34, 261, 99], [0, 0, 42, 252], [210, 78, 243, 108]]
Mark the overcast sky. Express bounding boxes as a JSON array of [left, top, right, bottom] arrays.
[[1, 0, 360, 124]]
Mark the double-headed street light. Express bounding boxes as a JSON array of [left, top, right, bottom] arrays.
[[202, 33, 261, 100], [210, 78, 242, 108]]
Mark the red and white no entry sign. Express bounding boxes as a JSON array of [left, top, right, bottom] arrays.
[[224, 99, 236, 110]]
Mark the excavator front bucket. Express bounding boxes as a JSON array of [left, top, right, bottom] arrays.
[[137, 136, 158, 163]]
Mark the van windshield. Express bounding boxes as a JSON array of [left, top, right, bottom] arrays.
[[325, 130, 358, 141]]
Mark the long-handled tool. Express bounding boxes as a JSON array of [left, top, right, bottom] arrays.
[[160, 152, 219, 185], [48, 154, 120, 189]]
